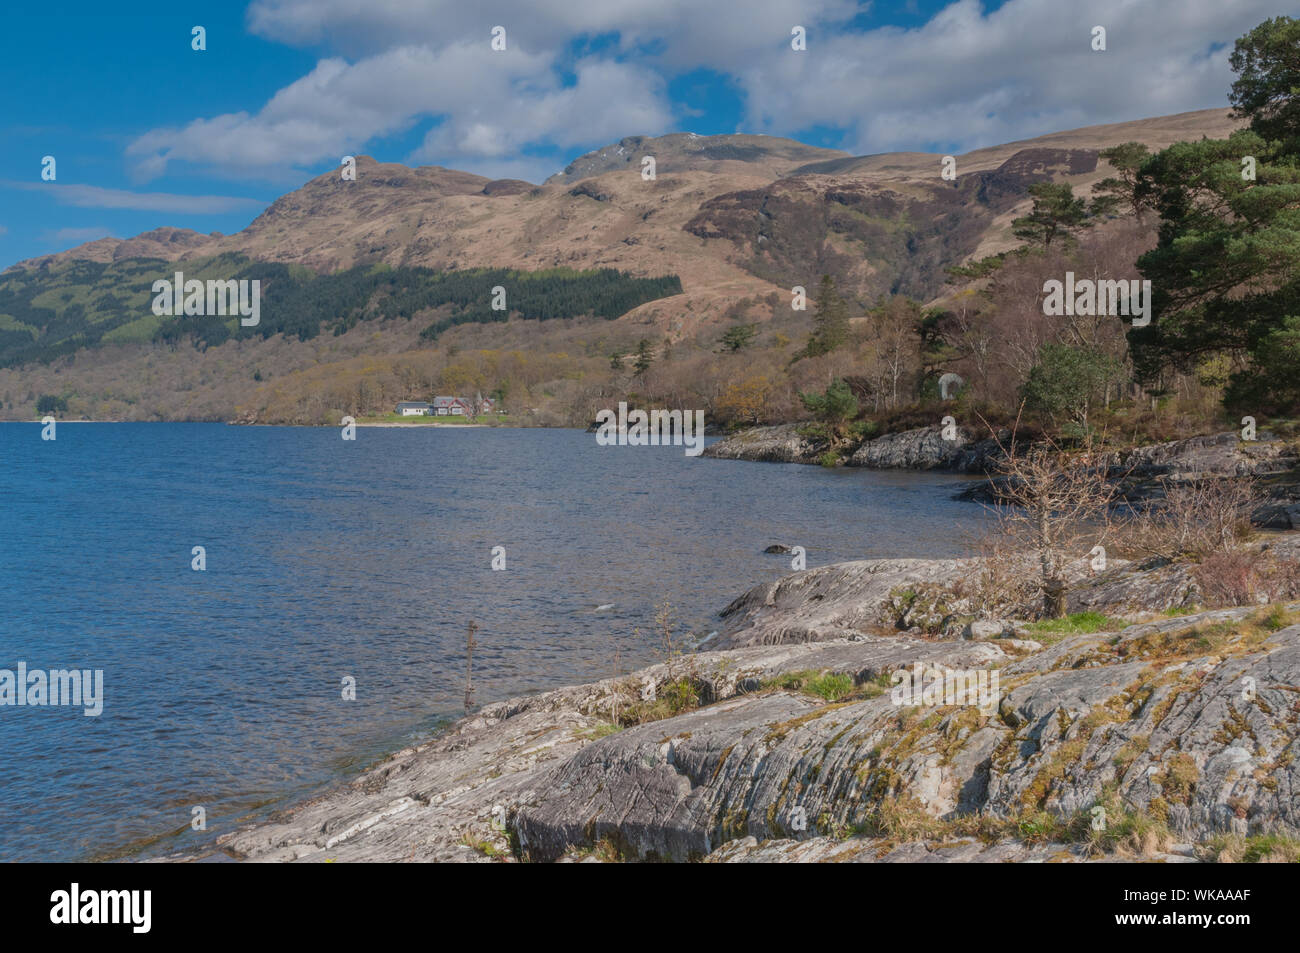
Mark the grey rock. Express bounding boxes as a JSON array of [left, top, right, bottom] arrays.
[[202, 539, 1300, 864], [964, 618, 1014, 640], [701, 424, 822, 463], [713, 556, 976, 648], [848, 426, 1004, 472]]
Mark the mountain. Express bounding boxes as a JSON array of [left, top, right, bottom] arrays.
[[545, 132, 848, 183], [12, 226, 216, 272], [0, 107, 1242, 424], [7, 108, 1238, 303]]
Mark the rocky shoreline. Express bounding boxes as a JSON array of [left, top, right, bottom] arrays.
[[193, 534, 1300, 864], [705, 424, 1300, 529]]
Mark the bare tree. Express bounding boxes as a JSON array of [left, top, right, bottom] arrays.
[[981, 412, 1121, 617]]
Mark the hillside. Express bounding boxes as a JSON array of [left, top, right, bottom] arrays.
[[0, 108, 1241, 425]]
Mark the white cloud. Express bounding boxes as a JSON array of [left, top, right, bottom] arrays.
[[7, 182, 265, 214], [127, 42, 669, 181], [735, 0, 1279, 152], [245, 0, 860, 62], [46, 227, 113, 244], [128, 0, 1281, 182], [412, 57, 671, 162]]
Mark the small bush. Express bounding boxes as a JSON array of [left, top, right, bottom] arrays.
[[1190, 550, 1300, 609], [806, 673, 854, 701], [1193, 551, 1261, 607], [1121, 478, 1260, 562], [617, 677, 705, 727]]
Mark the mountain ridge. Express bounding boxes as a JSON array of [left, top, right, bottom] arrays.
[[0, 106, 1246, 424], [7, 108, 1238, 281]]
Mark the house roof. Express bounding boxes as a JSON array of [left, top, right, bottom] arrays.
[[396, 401, 431, 409]]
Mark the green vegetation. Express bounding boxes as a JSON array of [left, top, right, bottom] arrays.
[[617, 677, 704, 727], [798, 378, 859, 445], [1092, 142, 1152, 220], [1204, 833, 1300, 863], [762, 669, 891, 703], [1024, 611, 1127, 637], [1010, 182, 1094, 248], [1019, 343, 1122, 436], [0, 255, 683, 366], [460, 834, 507, 858], [799, 274, 849, 358], [35, 394, 68, 415], [576, 723, 622, 741], [718, 323, 757, 352], [632, 338, 654, 375], [823, 786, 1176, 860], [1131, 15, 1300, 416], [0, 257, 185, 367]]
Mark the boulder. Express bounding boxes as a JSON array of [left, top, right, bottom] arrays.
[[963, 618, 1014, 640], [701, 424, 822, 463]]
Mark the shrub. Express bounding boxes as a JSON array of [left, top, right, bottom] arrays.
[[1020, 343, 1121, 435], [1192, 550, 1300, 607], [799, 378, 859, 445], [36, 394, 68, 415], [1122, 478, 1261, 562], [806, 673, 854, 701]]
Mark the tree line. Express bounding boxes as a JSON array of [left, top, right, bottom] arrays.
[[0, 256, 684, 364]]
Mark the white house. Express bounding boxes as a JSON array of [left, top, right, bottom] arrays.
[[396, 401, 432, 416]]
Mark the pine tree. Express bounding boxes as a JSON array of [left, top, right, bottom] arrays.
[[633, 338, 653, 375], [803, 274, 849, 358], [1011, 183, 1092, 248], [1131, 15, 1300, 415], [719, 324, 757, 352], [1092, 142, 1152, 219]]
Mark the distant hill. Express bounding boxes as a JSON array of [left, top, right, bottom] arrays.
[[545, 132, 848, 183], [0, 107, 1242, 423]]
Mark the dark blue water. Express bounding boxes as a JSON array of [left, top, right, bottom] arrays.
[[0, 423, 991, 861]]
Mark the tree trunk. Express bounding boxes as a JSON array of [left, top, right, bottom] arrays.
[[1043, 577, 1067, 619]]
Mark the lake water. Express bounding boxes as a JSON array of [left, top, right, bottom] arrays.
[[0, 423, 992, 861]]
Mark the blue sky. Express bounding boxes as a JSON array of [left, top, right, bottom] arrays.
[[0, 0, 1279, 268]]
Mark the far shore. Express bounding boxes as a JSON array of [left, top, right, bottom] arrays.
[[355, 421, 490, 428], [0, 418, 528, 428]]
